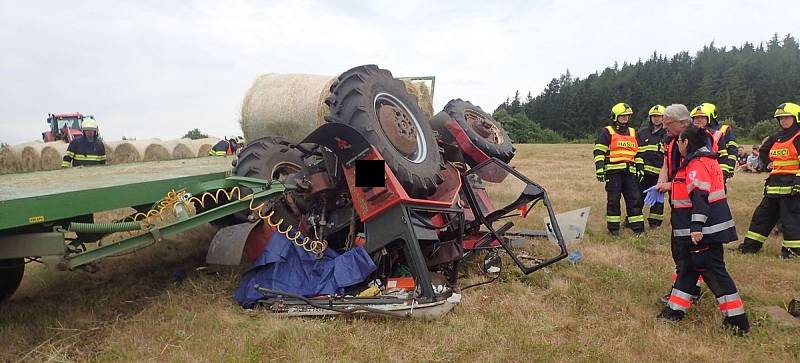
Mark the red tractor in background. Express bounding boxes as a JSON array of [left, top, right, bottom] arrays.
[[42, 113, 90, 142]]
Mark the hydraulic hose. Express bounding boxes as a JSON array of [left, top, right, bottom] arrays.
[[68, 221, 142, 234]]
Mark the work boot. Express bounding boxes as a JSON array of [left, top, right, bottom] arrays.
[[657, 307, 685, 322], [723, 315, 750, 336], [780, 247, 800, 259], [738, 240, 763, 254]]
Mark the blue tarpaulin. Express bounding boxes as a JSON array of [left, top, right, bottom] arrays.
[[234, 230, 376, 308]]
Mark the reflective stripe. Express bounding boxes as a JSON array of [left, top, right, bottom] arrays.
[[61, 161, 71, 168], [649, 213, 664, 220], [717, 293, 745, 317], [594, 144, 610, 152], [726, 141, 738, 148], [672, 199, 691, 208], [644, 165, 661, 174], [720, 164, 734, 172], [766, 186, 793, 195], [639, 145, 659, 152], [627, 215, 644, 223], [718, 150, 729, 157], [687, 178, 712, 191], [727, 155, 738, 161], [605, 163, 628, 171], [596, 168, 604, 174], [691, 214, 708, 223], [784, 240, 800, 248], [72, 154, 106, 161], [65, 151, 76, 157], [209, 150, 227, 156], [673, 219, 735, 237], [635, 157, 644, 164], [708, 190, 726, 201], [772, 160, 800, 167], [745, 231, 767, 243], [594, 155, 605, 162], [607, 215, 622, 223], [668, 288, 695, 311]]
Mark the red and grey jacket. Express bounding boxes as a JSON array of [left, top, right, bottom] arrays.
[[670, 149, 737, 243]]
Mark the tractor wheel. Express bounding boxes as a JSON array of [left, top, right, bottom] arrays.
[[443, 99, 515, 163], [325, 65, 444, 197], [0, 258, 24, 303], [198, 137, 307, 227], [233, 137, 306, 183]]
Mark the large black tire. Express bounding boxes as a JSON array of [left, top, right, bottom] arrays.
[[443, 99, 515, 163], [325, 65, 444, 198], [233, 137, 306, 183], [196, 137, 306, 227], [0, 258, 24, 303]]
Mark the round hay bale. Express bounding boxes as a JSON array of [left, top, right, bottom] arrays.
[[143, 142, 171, 162], [402, 80, 434, 119], [161, 139, 195, 159], [240, 73, 336, 143], [40, 142, 68, 170], [16, 142, 46, 172], [103, 141, 115, 164], [0, 145, 20, 174], [108, 141, 141, 164], [184, 138, 219, 157], [240, 71, 433, 142]]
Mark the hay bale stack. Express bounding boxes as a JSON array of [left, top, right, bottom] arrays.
[[184, 138, 219, 157], [109, 139, 165, 164], [0, 145, 20, 174], [40, 142, 68, 170], [16, 142, 46, 172], [402, 80, 434, 119], [240, 73, 336, 143], [143, 142, 171, 162]]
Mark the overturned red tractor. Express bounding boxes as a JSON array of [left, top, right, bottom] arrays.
[[208, 65, 573, 317]]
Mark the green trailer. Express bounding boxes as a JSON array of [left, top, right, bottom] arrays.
[[0, 157, 289, 302]]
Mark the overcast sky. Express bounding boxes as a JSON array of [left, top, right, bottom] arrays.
[[1, 0, 798, 144]]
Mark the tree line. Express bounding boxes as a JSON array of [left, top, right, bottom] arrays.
[[494, 33, 800, 143]]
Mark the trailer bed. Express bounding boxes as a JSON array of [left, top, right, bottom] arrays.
[[0, 157, 234, 230]]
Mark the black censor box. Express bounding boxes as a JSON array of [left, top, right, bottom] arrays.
[[355, 160, 385, 187]]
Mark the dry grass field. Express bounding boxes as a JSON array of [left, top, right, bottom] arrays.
[[1, 144, 798, 362]]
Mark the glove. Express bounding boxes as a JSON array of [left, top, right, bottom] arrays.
[[792, 184, 800, 196], [643, 185, 664, 207], [636, 164, 645, 182], [596, 169, 606, 183]]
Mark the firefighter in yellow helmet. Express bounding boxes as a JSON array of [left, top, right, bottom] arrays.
[[690, 103, 738, 181], [593, 102, 645, 235], [61, 117, 107, 168], [739, 102, 800, 259], [635, 105, 667, 227]]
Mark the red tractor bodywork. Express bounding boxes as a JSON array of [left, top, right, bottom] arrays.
[[43, 113, 86, 142]]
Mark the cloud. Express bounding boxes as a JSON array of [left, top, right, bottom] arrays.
[[0, 0, 797, 144]]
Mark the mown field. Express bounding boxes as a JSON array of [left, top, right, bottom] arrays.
[[1, 144, 798, 362]]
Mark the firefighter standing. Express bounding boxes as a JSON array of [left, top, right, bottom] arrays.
[[61, 118, 107, 168], [594, 103, 645, 235], [209, 137, 242, 156], [690, 103, 738, 180], [738, 102, 800, 259], [636, 105, 667, 227], [658, 125, 749, 335]]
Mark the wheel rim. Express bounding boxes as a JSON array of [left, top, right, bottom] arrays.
[[270, 162, 302, 183], [374, 92, 428, 164], [464, 109, 504, 145]]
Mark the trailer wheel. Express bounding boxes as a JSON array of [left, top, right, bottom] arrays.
[[0, 258, 24, 303], [443, 99, 515, 163], [325, 65, 444, 198]]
